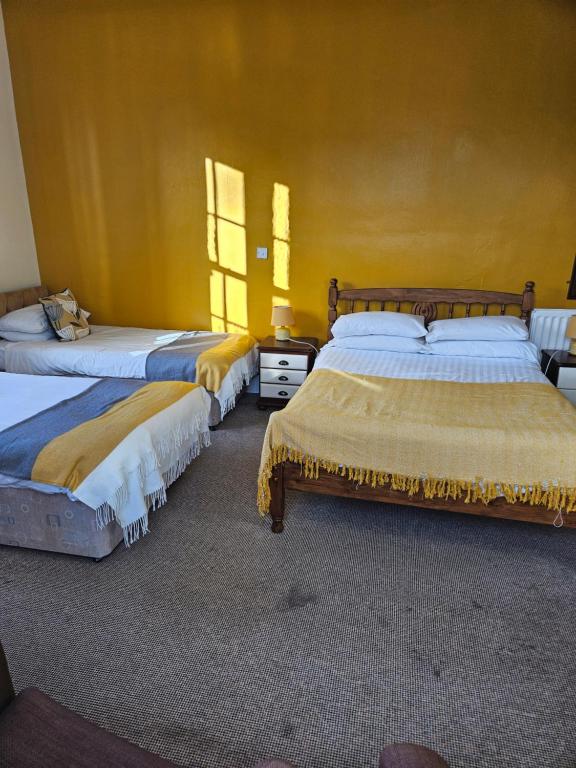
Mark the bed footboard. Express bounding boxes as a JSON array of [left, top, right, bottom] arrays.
[[268, 461, 576, 531]]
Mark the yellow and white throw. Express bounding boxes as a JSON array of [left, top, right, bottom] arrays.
[[258, 369, 576, 519]]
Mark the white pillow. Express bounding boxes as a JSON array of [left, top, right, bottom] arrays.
[[0, 328, 56, 342], [0, 304, 50, 334], [426, 316, 528, 342], [423, 339, 539, 363], [329, 335, 425, 353], [331, 311, 425, 339]]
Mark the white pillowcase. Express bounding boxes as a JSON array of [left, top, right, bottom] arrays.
[[0, 328, 56, 342], [0, 304, 90, 339], [426, 316, 528, 342], [329, 335, 425, 353], [332, 311, 426, 339], [423, 339, 539, 363], [0, 304, 50, 334]]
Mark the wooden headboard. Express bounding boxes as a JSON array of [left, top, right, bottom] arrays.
[[0, 286, 48, 318], [327, 279, 535, 339]]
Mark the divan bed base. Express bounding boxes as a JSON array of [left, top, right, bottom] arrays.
[[268, 463, 576, 532], [0, 487, 124, 559]]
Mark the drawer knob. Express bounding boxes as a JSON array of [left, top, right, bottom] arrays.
[[278, 375, 288, 381], [278, 360, 289, 366], [278, 390, 288, 396]]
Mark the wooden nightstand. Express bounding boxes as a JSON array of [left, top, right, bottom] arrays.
[[541, 350, 576, 406], [257, 336, 318, 409]]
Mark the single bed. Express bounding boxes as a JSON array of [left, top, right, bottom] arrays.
[[0, 286, 258, 425], [0, 370, 211, 558], [258, 278, 576, 531]]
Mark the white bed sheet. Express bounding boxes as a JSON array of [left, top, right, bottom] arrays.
[[0, 372, 98, 431], [4, 326, 196, 378], [3, 325, 258, 413], [0, 340, 9, 371], [315, 341, 550, 384]]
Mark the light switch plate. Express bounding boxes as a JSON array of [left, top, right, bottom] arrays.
[[256, 247, 268, 260]]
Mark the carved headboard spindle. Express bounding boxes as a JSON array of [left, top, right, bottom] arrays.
[[520, 281, 535, 323]]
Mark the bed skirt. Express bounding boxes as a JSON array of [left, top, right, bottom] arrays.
[[0, 487, 124, 559]]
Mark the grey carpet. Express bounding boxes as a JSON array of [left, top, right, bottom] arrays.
[[1, 396, 575, 768]]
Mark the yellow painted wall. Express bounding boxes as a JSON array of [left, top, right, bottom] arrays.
[[3, 0, 576, 340]]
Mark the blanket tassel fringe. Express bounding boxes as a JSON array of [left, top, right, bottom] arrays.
[[257, 445, 576, 521], [218, 356, 258, 418], [96, 418, 211, 546]]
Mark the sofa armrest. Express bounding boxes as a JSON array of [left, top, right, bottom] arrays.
[[0, 642, 15, 714], [380, 743, 449, 768]]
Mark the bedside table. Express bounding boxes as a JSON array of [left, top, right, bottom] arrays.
[[541, 350, 576, 406], [257, 336, 318, 409]]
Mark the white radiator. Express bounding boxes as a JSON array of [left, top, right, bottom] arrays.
[[529, 309, 575, 352]]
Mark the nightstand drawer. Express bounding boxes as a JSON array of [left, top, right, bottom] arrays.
[[260, 352, 308, 371], [560, 388, 576, 406], [557, 368, 576, 389], [260, 368, 307, 386], [260, 383, 300, 400]]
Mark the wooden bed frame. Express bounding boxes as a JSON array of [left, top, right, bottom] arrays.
[[266, 278, 574, 532]]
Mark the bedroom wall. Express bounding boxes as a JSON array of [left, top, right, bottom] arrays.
[[0, 2, 38, 292], [2, 0, 576, 338]]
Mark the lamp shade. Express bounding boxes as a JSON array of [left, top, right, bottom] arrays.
[[567, 316, 576, 339], [271, 305, 295, 327]]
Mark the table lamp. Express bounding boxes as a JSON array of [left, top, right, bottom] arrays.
[[567, 315, 576, 355], [271, 305, 294, 341]]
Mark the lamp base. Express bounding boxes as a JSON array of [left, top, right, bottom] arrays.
[[569, 340, 576, 356], [274, 326, 290, 341]]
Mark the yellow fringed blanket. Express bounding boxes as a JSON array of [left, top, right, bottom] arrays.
[[196, 334, 257, 394], [257, 369, 576, 516]]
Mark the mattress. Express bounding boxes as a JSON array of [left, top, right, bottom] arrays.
[[315, 342, 550, 384]]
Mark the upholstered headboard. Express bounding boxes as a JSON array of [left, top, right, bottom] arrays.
[[0, 286, 48, 318]]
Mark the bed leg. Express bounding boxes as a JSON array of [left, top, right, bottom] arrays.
[[270, 463, 285, 533]]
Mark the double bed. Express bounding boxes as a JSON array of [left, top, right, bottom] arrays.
[[258, 279, 576, 531], [0, 286, 258, 425]]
